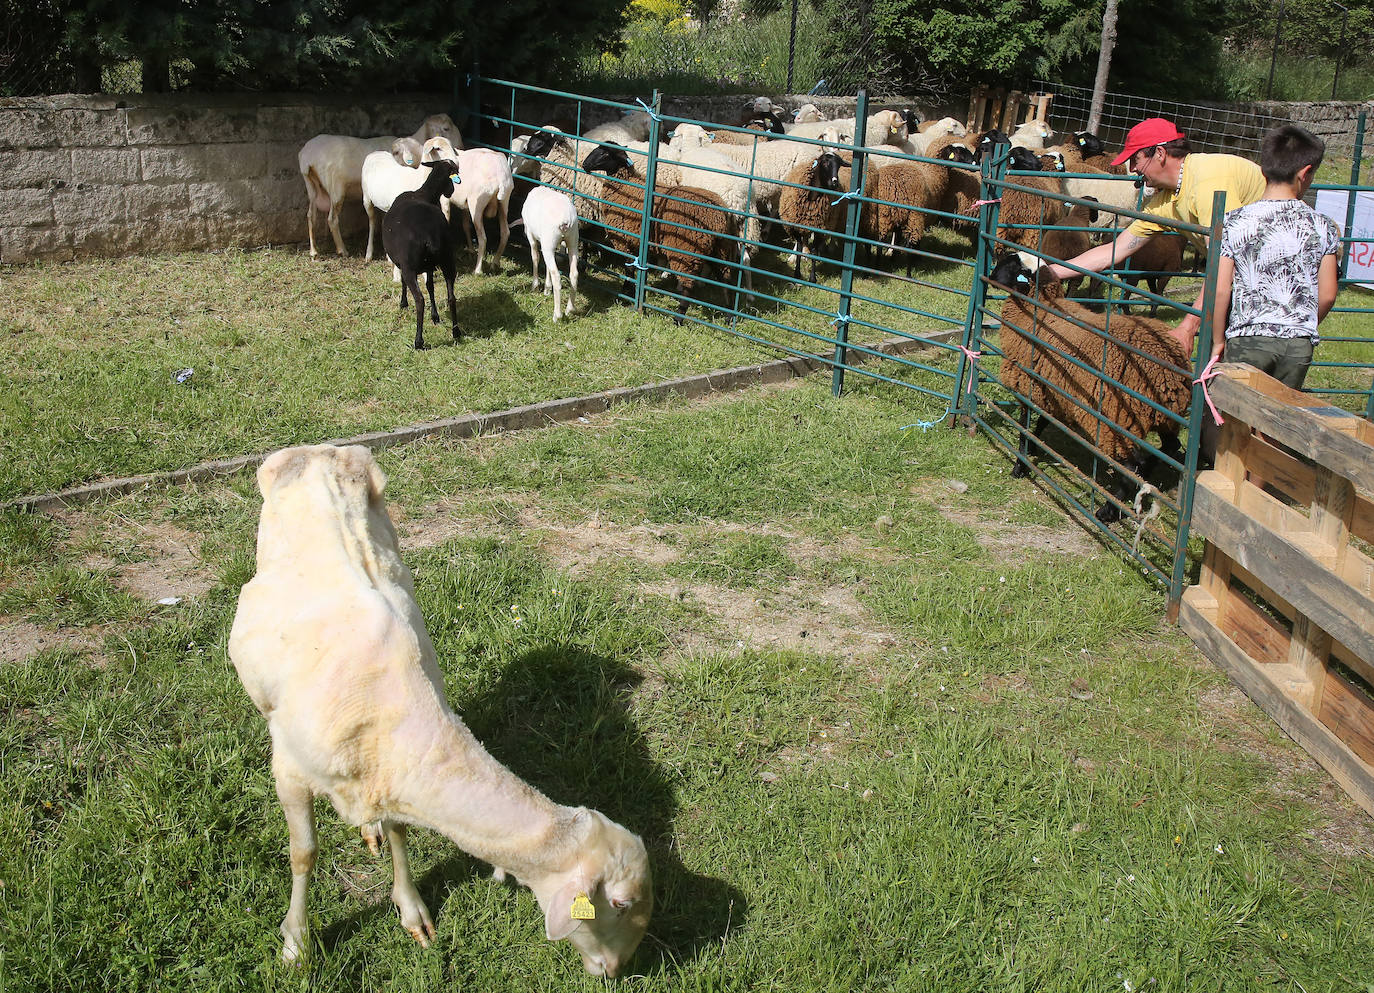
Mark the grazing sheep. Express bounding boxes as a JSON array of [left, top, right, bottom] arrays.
[[988, 253, 1191, 523], [229, 444, 652, 975], [381, 159, 461, 349], [298, 113, 461, 258], [583, 144, 734, 324], [442, 147, 514, 275], [521, 186, 580, 321]]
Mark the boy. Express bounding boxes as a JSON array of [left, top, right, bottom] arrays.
[[1210, 125, 1342, 387]]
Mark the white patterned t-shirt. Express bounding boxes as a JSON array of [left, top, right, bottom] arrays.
[[1219, 198, 1342, 342]]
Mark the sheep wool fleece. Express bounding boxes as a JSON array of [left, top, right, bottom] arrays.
[[1127, 153, 1265, 247]]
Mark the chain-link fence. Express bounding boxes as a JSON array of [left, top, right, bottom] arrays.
[[1037, 79, 1370, 165]]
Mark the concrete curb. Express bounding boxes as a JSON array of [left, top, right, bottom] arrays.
[[6, 330, 961, 514]]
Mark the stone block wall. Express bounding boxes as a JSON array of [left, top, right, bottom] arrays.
[[0, 92, 454, 263]]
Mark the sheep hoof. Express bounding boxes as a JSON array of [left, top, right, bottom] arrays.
[[1010, 460, 1031, 479]]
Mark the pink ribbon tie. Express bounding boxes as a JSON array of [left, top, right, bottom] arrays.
[[1194, 355, 1224, 426], [971, 198, 1002, 208], [959, 345, 982, 396]]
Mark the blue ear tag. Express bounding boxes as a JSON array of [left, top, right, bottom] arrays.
[[1016, 274, 1030, 286]]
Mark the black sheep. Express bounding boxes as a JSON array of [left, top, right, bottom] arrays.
[[382, 158, 461, 350]]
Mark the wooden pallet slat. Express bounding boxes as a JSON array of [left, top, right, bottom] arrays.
[[1182, 364, 1374, 817]]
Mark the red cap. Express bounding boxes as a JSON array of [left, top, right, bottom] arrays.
[[1111, 117, 1185, 166]]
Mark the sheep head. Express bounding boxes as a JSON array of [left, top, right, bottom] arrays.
[[1076, 131, 1107, 159], [524, 127, 571, 161], [793, 102, 824, 123], [989, 253, 1064, 301], [582, 143, 635, 177], [530, 808, 653, 978], [420, 136, 458, 166], [1008, 146, 1042, 171]]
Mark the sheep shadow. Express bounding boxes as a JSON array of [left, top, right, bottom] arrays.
[[460, 643, 745, 977], [319, 643, 740, 977], [449, 285, 535, 340]]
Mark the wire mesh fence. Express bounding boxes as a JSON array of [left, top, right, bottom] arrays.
[[1037, 79, 1371, 165]]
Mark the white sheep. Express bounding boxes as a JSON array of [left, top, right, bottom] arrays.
[[907, 117, 969, 156], [298, 113, 462, 258], [443, 147, 515, 275], [1009, 119, 1054, 151], [790, 102, 825, 125], [583, 110, 653, 146], [361, 136, 459, 264], [228, 444, 653, 975], [521, 186, 579, 321]]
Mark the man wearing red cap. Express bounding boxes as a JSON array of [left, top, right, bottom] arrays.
[[1048, 117, 1265, 348]]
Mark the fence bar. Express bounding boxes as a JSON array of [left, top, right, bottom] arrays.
[[1343, 111, 1366, 282], [956, 152, 1004, 421], [831, 88, 868, 397], [1168, 190, 1227, 619], [633, 90, 664, 313]]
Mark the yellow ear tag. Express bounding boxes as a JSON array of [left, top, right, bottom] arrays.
[[570, 893, 596, 921]]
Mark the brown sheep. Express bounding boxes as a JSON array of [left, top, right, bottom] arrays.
[[582, 144, 734, 324], [1120, 233, 1186, 315], [860, 160, 951, 276], [988, 253, 1192, 523], [778, 151, 854, 281]]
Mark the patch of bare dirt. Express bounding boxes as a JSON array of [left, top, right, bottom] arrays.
[[643, 578, 895, 660], [908, 480, 1101, 563], [0, 617, 100, 664], [57, 509, 216, 603]]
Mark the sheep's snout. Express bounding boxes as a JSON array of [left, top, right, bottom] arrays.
[[581, 952, 615, 977]]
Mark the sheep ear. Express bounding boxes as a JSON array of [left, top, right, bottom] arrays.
[[544, 871, 596, 941]]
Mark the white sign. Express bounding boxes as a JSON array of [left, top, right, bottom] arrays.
[[1315, 188, 1374, 289]]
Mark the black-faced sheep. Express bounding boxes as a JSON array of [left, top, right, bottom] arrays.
[[582, 144, 734, 324], [988, 253, 1192, 523], [381, 159, 461, 350], [777, 151, 852, 281]]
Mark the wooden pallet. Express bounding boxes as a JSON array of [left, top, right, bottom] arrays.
[[1179, 365, 1374, 815]]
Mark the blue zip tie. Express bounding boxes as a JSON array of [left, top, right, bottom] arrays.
[[634, 98, 663, 123], [624, 259, 652, 271], [900, 406, 954, 432], [830, 314, 849, 327], [830, 189, 860, 207]]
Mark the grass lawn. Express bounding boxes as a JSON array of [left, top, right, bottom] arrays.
[[3, 367, 1373, 991], [2, 227, 1373, 991]]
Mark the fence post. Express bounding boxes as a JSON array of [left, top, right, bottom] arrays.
[[831, 88, 869, 397], [468, 64, 482, 145], [1168, 190, 1227, 621], [1342, 111, 1365, 284], [633, 90, 664, 313], [956, 151, 1004, 423]]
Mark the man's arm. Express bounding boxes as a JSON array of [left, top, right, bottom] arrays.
[[1046, 227, 1152, 281]]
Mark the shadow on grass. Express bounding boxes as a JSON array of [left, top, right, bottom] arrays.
[[321, 642, 740, 979], [464, 643, 744, 977]]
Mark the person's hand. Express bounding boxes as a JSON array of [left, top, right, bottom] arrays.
[[1170, 312, 1201, 351], [1209, 340, 1225, 363]]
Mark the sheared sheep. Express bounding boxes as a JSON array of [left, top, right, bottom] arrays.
[[521, 186, 580, 321], [988, 253, 1191, 523], [229, 444, 652, 976], [299, 113, 461, 258], [361, 136, 459, 264], [443, 147, 514, 274]]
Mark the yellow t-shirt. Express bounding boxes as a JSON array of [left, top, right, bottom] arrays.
[[1127, 153, 1266, 247]]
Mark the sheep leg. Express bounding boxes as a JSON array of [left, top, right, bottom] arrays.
[[303, 174, 322, 259], [442, 260, 460, 342], [384, 821, 436, 948], [471, 201, 489, 275], [491, 200, 510, 274], [1011, 409, 1046, 479], [528, 234, 543, 293], [542, 242, 563, 321], [402, 272, 426, 349], [361, 821, 384, 856], [363, 200, 377, 262], [565, 230, 578, 318], [1096, 449, 1148, 525], [326, 199, 348, 257], [273, 769, 317, 964], [424, 270, 440, 325]]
